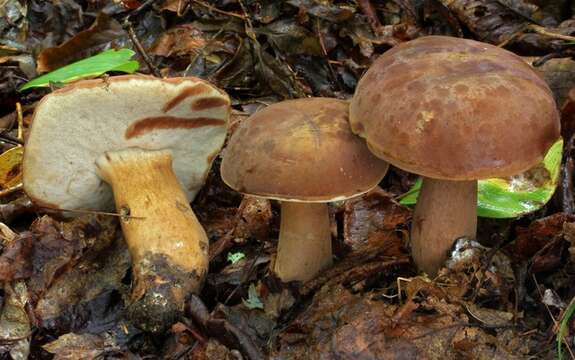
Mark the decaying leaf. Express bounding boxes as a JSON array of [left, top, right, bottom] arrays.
[[0, 146, 23, 190], [0, 223, 31, 360], [525, 57, 575, 106], [36, 12, 126, 73], [0, 282, 31, 360], [0, 231, 33, 282], [43, 333, 121, 360], [26, 215, 119, 303], [343, 187, 410, 253], [513, 212, 573, 273], [276, 283, 530, 359], [34, 235, 129, 334]]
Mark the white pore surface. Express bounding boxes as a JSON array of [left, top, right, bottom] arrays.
[[23, 76, 229, 212]]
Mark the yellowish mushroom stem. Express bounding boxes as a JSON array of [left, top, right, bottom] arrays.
[[96, 148, 208, 333], [411, 178, 477, 276], [274, 201, 332, 282]]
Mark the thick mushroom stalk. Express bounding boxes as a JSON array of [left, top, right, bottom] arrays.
[[96, 148, 208, 333], [350, 36, 560, 276], [411, 178, 477, 275], [274, 201, 332, 282]]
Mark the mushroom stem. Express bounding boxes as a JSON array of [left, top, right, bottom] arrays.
[[96, 148, 208, 333], [411, 178, 477, 276], [274, 201, 332, 282]]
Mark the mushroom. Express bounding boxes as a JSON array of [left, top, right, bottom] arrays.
[[350, 36, 561, 275], [23, 75, 230, 332], [220, 98, 388, 282]]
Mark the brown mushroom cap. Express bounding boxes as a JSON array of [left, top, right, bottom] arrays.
[[24, 75, 230, 212], [350, 35, 561, 180], [220, 98, 388, 202]]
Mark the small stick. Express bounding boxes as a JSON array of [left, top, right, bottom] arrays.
[[357, 0, 381, 34], [193, 0, 245, 19], [122, 0, 161, 78], [124, 24, 161, 78], [529, 25, 575, 42], [0, 184, 23, 198], [315, 18, 342, 92], [37, 205, 146, 220]]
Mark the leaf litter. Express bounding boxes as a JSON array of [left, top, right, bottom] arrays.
[[2, 0, 575, 359]]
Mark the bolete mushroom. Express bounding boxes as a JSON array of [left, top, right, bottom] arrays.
[[23, 75, 230, 332], [350, 36, 561, 275], [220, 98, 388, 282]]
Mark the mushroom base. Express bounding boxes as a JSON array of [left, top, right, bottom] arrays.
[[274, 201, 332, 282], [96, 148, 209, 332], [128, 252, 202, 333], [411, 178, 477, 276]]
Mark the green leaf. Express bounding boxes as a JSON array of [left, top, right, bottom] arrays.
[[399, 138, 563, 218], [227, 251, 246, 264], [242, 284, 264, 310], [19, 48, 139, 91]]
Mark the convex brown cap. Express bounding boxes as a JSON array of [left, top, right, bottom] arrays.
[[24, 75, 230, 211], [221, 98, 388, 202], [350, 35, 561, 180]]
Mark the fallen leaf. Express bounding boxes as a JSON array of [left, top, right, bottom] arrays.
[[0, 282, 31, 360], [36, 12, 126, 73], [343, 187, 410, 253], [0, 232, 33, 281], [0, 146, 23, 190], [43, 333, 121, 359]]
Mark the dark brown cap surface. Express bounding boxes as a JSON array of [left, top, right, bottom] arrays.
[[350, 36, 561, 180], [220, 98, 388, 202]]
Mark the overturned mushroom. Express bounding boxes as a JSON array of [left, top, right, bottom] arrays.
[[23, 75, 230, 332], [350, 36, 560, 275], [221, 98, 388, 282]]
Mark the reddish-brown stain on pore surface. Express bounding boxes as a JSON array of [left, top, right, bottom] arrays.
[[125, 116, 226, 139], [191, 97, 229, 111], [162, 84, 213, 113]]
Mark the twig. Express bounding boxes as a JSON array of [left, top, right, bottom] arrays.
[[529, 25, 575, 42], [16, 102, 23, 141], [123, 23, 161, 78], [224, 248, 262, 305], [356, 0, 381, 34], [124, 0, 158, 22], [193, 0, 245, 19], [122, 0, 161, 77], [186, 295, 265, 360], [237, 0, 255, 39], [315, 18, 342, 92], [0, 332, 32, 344], [532, 53, 563, 67], [0, 184, 23, 198], [532, 274, 559, 328], [37, 205, 146, 220], [0, 134, 23, 146]]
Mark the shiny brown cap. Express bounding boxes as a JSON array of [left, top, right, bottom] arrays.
[[220, 98, 388, 202], [350, 36, 561, 180]]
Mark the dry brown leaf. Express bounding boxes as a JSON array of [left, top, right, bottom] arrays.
[[36, 12, 125, 73], [43, 333, 120, 359], [343, 187, 410, 254]]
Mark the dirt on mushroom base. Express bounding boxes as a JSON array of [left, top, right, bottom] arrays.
[[128, 252, 204, 334]]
